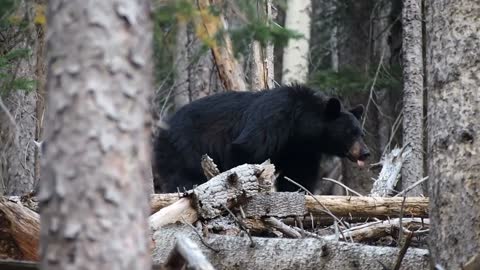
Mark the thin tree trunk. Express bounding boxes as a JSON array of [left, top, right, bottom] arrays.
[[250, 0, 275, 90], [39, 0, 153, 269], [401, 0, 424, 196], [0, 0, 38, 195], [198, 0, 246, 91], [173, 20, 190, 109], [426, 0, 480, 268], [281, 0, 312, 84], [34, 1, 47, 191]]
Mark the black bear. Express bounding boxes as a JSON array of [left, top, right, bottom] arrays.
[[152, 85, 369, 193]]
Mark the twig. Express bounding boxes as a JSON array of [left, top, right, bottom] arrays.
[[393, 231, 414, 270], [394, 176, 428, 197], [264, 217, 301, 238], [0, 96, 19, 144], [398, 196, 407, 242], [164, 236, 216, 270], [362, 46, 386, 128], [284, 177, 348, 239], [181, 217, 220, 252], [222, 205, 255, 247], [321, 178, 363, 197]]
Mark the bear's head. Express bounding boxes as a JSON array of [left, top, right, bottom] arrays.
[[322, 98, 370, 166], [296, 96, 370, 167]]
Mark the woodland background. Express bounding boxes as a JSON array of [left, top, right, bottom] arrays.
[[0, 0, 478, 270]]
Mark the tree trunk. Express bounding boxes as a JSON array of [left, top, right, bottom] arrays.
[[249, 0, 275, 90], [172, 20, 224, 111], [281, 0, 312, 84], [426, 0, 480, 269], [0, 0, 39, 195], [401, 0, 424, 196], [39, 0, 153, 269]]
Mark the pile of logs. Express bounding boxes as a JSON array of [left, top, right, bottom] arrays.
[[0, 150, 430, 269]]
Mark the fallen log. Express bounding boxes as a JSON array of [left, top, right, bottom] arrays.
[[151, 193, 429, 220], [153, 224, 430, 270], [305, 195, 428, 218], [149, 163, 275, 230], [0, 197, 39, 261]]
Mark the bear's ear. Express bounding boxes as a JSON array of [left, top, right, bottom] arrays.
[[325, 98, 341, 119], [350, 104, 364, 120]]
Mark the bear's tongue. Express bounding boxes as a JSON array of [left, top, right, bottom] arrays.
[[357, 160, 365, 167]]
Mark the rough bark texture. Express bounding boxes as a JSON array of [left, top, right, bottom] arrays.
[[0, 197, 39, 261], [153, 224, 430, 269], [0, 0, 38, 195], [281, 0, 311, 84], [401, 0, 424, 196], [150, 193, 429, 220], [171, 20, 224, 111], [173, 20, 190, 109], [370, 146, 412, 197], [197, 0, 246, 91], [39, 0, 153, 269], [426, 0, 480, 268], [250, 0, 275, 90]]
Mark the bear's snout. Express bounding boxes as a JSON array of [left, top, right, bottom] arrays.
[[347, 140, 370, 167]]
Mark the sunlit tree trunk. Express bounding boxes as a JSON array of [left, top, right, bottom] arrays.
[[282, 0, 311, 84]]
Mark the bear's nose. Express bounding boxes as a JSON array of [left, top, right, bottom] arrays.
[[359, 150, 370, 161]]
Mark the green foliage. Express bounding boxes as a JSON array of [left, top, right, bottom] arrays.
[[230, 19, 303, 57], [0, 48, 36, 95], [152, 0, 303, 109], [0, 0, 36, 96], [308, 65, 402, 96]]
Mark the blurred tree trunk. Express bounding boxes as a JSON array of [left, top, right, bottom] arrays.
[[250, 0, 275, 90], [401, 0, 424, 196], [338, 0, 377, 195], [0, 0, 44, 195], [172, 20, 224, 111], [39, 0, 153, 269], [282, 0, 312, 84], [426, 0, 480, 268]]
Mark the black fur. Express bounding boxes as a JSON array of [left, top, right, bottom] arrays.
[[152, 85, 369, 192]]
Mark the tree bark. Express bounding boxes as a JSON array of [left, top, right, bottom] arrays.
[[197, 0, 246, 91], [150, 193, 429, 220], [281, 0, 312, 84], [153, 224, 430, 269], [250, 0, 275, 90], [401, 0, 424, 196], [0, 197, 39, 261], [426, 0, 480, 268], [0, 0, 39, 195], [39, 0, 153, 269]]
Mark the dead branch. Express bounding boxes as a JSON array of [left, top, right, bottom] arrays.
[[153, 224, 430, 270], [264, 217, 301, 238], [201, 154, 221, 180], [149, 197, 198, 232], [370, 146, 412, 197], [163, 236, 215, 270], [197, 0, 246, 91], [324, 218, 428, 242], [305, 196, 428, 218]]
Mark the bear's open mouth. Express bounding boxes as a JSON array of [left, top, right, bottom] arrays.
[[346, 153, 367, 167]]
